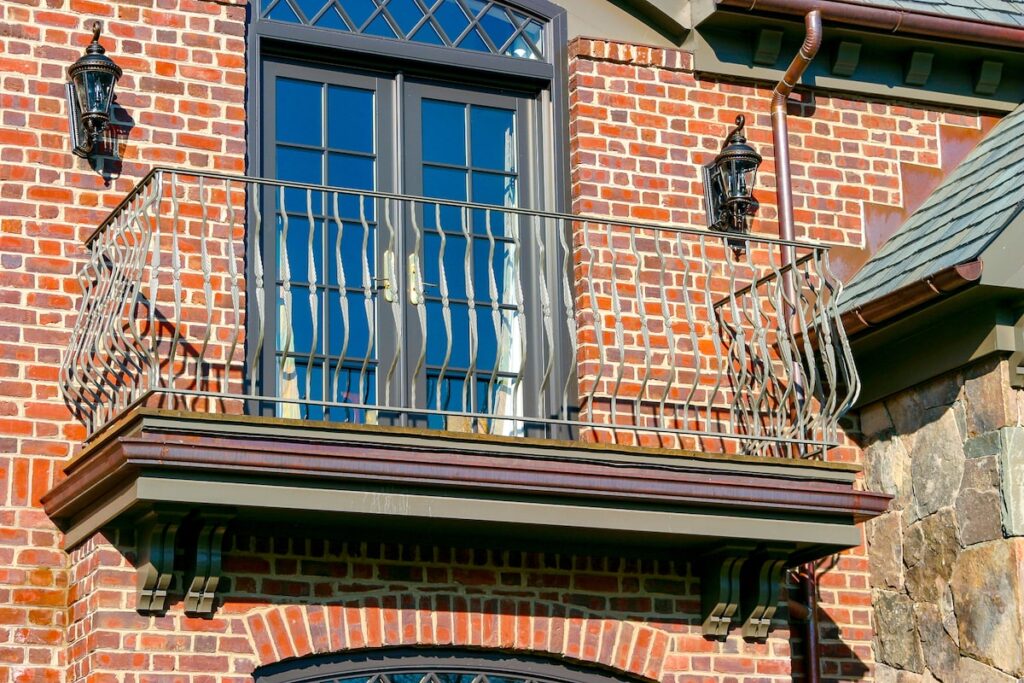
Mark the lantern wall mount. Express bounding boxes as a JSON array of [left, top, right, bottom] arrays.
[[66, 21, 122, 159], [703, 115, 763, 234]]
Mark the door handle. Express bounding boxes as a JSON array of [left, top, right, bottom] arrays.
[[408, 254, 424, 306]]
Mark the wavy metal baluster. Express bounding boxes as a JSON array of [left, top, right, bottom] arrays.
[[608, 222, 625, 439], [509, 211, 527, 434], [583, 221, 605, 430], [380, 198, 402, 414], [791, 253, 819, 449], [677, 233, 701, 439], [764, 242, 799, 454], [83, 229, 115, 428], [249, 182, 266, 398], [164, 173, 184, 407], [742, 244, 772, 455], [277, 185, 294, 408], [122, 191, 155, 409], [807, 250, 838, 447], [408, 201, 426, 413], [145, 173, 164, 401], [304, 188, 319, 411], [196, 175, 214, 404], [358, 195, 376, 412], [76, 217, 114, 429], [60, 234, 101, 426], [461, 205, 478, 417], [435, 203, 453, 415], [656, 233, 677, 440], [726, 244, 754, 447], [558, 217, 576, 426], [821, 248, 860, 429], [700, 235, 726, 437], [122, 181, 159, 409], [631, 226, 653, 435], [484, 207, 502, 425], [332, 192, 352, 408], [95, 197, 136, 419], [536, 214, 554, 419], [224, 179, 242, 400]]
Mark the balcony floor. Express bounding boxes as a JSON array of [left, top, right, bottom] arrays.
[[44, 408, 887, 560]]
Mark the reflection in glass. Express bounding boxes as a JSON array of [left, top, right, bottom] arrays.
[[261, 0, 545, 60]]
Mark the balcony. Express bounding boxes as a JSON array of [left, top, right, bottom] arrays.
[[44, 168, 886, 624]]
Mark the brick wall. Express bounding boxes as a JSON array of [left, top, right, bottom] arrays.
[[567, 38, 992, 247], [0, 1, 246, 681], [66, 525, 822, 683], [0, 2, 1003, 682]]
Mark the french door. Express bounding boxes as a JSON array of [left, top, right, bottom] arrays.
[[262, 58, 545, 431]]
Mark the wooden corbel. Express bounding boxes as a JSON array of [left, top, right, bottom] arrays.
[[740, 546, 790, 641], [700, 544, 754, 639], [184, 511, 234, 617], [135, 506, 187, 614]]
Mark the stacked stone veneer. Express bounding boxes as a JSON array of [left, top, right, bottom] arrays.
[[859, 355, 1024, 682]]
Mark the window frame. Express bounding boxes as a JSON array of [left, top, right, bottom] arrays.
[[254, 647, 643, 683], [247, 0, 572, 429]]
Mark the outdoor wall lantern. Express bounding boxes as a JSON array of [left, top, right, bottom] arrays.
[[703, 115, 762, 233], [66, 21, 122, 159]]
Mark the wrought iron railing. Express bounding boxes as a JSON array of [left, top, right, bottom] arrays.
[[61, 167, 859, 456]]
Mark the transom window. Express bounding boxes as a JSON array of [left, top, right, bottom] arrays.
[[260, 0, 546, 60], [255, 649, 635, 683]]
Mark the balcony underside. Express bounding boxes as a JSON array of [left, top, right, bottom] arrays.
[[45, 408, 886, 555]]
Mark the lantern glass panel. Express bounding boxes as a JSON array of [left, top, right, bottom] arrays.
[[722, 158, 758, 200], [73, 69, 116, 117]]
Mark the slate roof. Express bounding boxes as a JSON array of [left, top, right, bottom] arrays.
[[839, 101, 1024, 312], [856, 0, 1024, 27]]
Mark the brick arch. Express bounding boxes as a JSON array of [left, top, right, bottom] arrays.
[[245, 597, 670, 682]]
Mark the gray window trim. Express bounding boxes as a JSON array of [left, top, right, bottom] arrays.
[[255, 648, 644, 683], [246, 1, 573, 427]]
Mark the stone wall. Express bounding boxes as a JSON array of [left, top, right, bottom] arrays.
[[859, 354, 1024, 682]]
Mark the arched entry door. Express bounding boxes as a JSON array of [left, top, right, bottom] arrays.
[[255, 649, 642, 683]]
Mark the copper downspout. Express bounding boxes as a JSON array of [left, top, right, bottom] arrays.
[[771, 12, 823, 683], [717, 0, 1024, 50], [772, 10, 821, 246]]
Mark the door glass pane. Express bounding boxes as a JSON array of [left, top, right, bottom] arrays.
[[274, 73, 378, 421], [328, 86, 375, 153], [422, 100, 466, 165], [418, 95, 522, 433], [471, 106, 515, 172], [276, 78, 322, 146]]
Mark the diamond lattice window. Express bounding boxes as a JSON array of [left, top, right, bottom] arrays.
[[261, 0, 546, 60]]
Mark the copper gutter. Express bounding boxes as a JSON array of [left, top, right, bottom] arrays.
[[771, 13, 822, 682], [717, 0, 1024, 50], [841, 260, 983, 337]]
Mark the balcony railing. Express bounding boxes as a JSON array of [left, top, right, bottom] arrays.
[[61, 167, 858, 457]]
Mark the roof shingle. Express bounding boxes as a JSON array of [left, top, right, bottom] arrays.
[[839, 101, 1024, 312], [852, 0, 1024, 27]]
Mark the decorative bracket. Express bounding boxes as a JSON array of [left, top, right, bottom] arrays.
[[1008, 311, 1024, 390], [700, 544, 753, 639], [740, 547, 790, 641], [136, 507, 187, 614], [184, 511, 234, 617]]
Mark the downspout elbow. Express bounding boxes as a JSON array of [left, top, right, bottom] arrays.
[[772, 11, 823, 108]]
